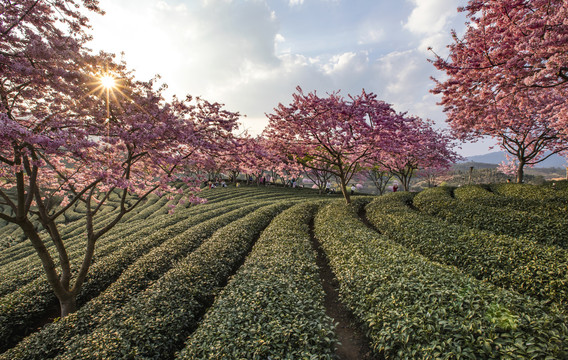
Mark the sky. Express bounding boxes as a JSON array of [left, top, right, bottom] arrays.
[[86, 0, 498, 157]]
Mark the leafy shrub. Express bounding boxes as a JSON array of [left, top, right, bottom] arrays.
[[1, 201, 269, 359], [58, 202, 292, 359], [413, 186, 568, 248], [315, 200, 568, 359], [455, 185, 568, 216], [491, 183, 568, 203], [0, 199, 262, 353], [177, 202, 336, 359], [365, 192, 568, 311]]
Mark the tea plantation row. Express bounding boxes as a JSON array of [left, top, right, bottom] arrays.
[[0, 184, 566, 359]]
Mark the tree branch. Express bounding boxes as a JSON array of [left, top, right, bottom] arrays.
[[0, 0, 41, 37]]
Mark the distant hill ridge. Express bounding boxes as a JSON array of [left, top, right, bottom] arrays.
[[464, 151, 567, 168]]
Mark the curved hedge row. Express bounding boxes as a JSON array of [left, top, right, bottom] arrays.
[[365, 192, 568, 311], [0, 199, 263, 353], [0, 187, 308, 284], [0, 195, 259, 297], [454, 185, 568, 217], [0, 201, 271, 359], [0, 224, 25, 251], [413, 187, 568, 248], [177, 202, 336, 359], [58, 201, 292, 359], [0, 197, 143, 268], [453, 185, 514, 207], [315, 200, 568, 359], [491, 183, 568, 203], [0, 186, 265, 279], [125, 193, 180, 222], [0, 200, 179, 289], [0, 186, 290, 268]]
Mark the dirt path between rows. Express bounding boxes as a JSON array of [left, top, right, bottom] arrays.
[[309, 221, 378, 360]]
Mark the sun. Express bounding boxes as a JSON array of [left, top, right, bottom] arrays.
[[100, 75, 116, 89]]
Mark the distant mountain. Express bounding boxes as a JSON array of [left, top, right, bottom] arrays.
[[464, 151, 567, 168]]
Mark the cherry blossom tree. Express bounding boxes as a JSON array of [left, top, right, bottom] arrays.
[[433, 75, 566, 182], [363, 166, 393, 195], [0, 1, 240, 317], [431, 0, 568, 182], [377, 117, 461, 191], [498, 154, 519, 181], [258, 130, 304, 186], [301, 162, 335, 194], [431, 0, 568, 98], [416, 167, 448, 188], [237, 136, 273, 185], [264, 87, 405, 204], [491, 96, 568, 183]]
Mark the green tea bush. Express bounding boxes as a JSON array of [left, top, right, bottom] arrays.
[[0, 225, 23, 251], [366, 192, 568, 311], [455, 185, 568, 216], [177, 202, 336, 359], [0, 186, 257, 280], [0, 199, 128, 267], [0, 188, 306, 296], [0, 188, 213, 269], [453, 185, 510, 206], [59, 202, 291, 360], [315, 200, 568, 359], [0, 199, 237, 297], [491, 183, 568, 203], [121, 194, 170, 222], [0, 199, 258, 353], [1, 201, 268, 360], [414, 187, 568, 248]]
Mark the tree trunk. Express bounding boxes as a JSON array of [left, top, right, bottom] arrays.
[[18, 219, 76, 318], [402, 176, 410, 191], [59, 295, 77, 318], [339, 177, 351, 204], [517, 162, 525, 183]]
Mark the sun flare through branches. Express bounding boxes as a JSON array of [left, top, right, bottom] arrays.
[[99, 74, 116, 89]]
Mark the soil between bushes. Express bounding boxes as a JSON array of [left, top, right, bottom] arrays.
[[309, 221, 378, 360]]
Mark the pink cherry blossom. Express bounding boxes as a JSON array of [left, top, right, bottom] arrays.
[[264, 87, 409, 203], [431, 0, 568, 182], [0, 0, 240, 317]]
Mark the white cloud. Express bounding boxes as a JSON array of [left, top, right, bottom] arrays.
[[374, 50, 421, 102], [358, 28, 385, 45], [323, 52, 357, 74], [85, 0, 489, 156], [89, 0, 280, 97], [358, 23, 385, 45], [403, 0, 466, 54], [404, 0, 457, 35]]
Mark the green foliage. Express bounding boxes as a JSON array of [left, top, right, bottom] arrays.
[[177, 202, 336, 359], [491, 183, 568, 204], [58, 202, 292, 359], [315, 199, 568, 359], [0, 197, 280, 359], [0, 199, 258, 353], [455, 185, 568, 216], [3, 185, 568, 359], [365, 192, 568, 311], [485, 303, 518, 332], [413, 186, 568, 248]]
